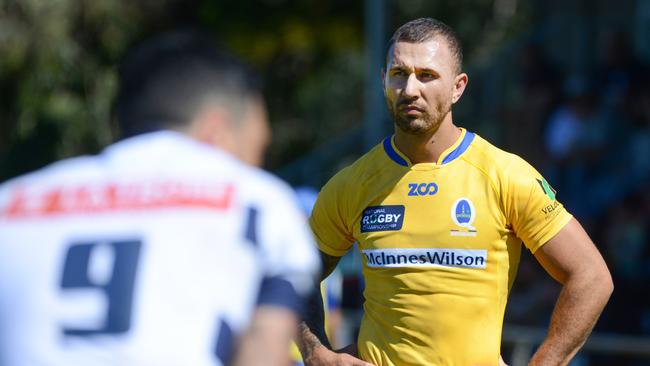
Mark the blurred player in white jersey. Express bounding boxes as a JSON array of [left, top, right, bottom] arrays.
[[0, 30, 320, 366]]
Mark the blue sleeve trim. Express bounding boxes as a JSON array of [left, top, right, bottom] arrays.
[[383, 136, 409, 167], [256, 276, 304, 315], [441, 131, 475, 164]]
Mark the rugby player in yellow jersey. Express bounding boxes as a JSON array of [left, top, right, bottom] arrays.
[[296, 18, 613, 366]]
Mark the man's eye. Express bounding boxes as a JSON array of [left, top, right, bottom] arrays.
[[392, 70, 406, 76], [419, 72, 435, 80]]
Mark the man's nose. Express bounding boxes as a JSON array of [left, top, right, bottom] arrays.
[[403, 73, 421, 98]]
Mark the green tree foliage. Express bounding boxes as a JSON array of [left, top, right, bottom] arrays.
[[0, 0, 530, 181], [0, 0, 186, 180], [0, 0, 367, 179]]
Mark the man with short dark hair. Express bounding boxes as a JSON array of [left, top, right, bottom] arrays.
[[297, 18, 612, 366], [0, 30, 319, 366]]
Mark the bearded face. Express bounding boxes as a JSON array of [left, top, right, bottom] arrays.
[[383, 39, 459, 136], [387, 90, 452, 135]]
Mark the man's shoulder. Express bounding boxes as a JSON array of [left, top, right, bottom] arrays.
[[0, 154, 101, 215], [465, 134, 532, 175], [1, 155, 101, 190], [463, 133, 543, 198], [109, 132, 291, 187], [0, 132, 296, 212]]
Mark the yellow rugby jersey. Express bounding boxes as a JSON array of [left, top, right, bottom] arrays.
[[310, 128, 572, 366]]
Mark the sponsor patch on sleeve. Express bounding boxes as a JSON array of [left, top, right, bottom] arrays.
[[360, 205, 405, 233]]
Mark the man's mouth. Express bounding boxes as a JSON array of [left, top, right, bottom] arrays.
[[399, 104, 424, 115]]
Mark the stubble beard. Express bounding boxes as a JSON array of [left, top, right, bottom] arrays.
[[389, 98, 452, 136]]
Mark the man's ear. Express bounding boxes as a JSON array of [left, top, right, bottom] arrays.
[[381, 68, 386, 97], [188, 107, 234, 149], [452, 72, 468, 104]]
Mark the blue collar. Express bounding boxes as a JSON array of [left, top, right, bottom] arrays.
[[383, 130, 475, 167]]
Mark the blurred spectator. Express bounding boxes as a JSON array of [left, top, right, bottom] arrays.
[[603, 194, 648, 285], [544, 74, 607, 162], [621, 83, 650, 182], [542, 74, 610, 219], [591, 188, 650, 366], [597, 30, 650, 111], [505, 25, 650, 366], [503, 41, 563, 167]]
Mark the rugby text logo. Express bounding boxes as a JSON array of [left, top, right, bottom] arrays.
[[361, 205, 405, 233]]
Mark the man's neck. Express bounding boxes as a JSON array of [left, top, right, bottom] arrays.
[[393, 119, 462, 164]]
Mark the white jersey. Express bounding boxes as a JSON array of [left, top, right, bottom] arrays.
[[0, 131, 320, 366]]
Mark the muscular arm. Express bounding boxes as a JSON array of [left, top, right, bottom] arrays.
[[296, 251, 340, 359], [529, 218, 613, 366], [295, 251, 372, 366]]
